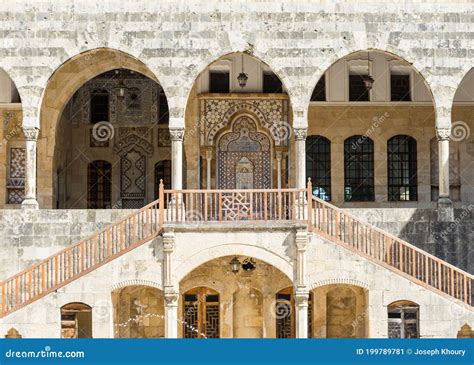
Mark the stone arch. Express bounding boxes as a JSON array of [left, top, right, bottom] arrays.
[[311, 283, 368, 338], [174, 243, 293, 287], [37, 48, 166, 208], [111, 285, 165, 338], [306, 48, 436, 116], [111, 279, 163, 292], [184, 50, 294, 118], [309, 278, 370, 291]]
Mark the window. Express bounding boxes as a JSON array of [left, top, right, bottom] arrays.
[[209, 70, 230, 93], [263, 72, 283, 93], [7, 147, 26, 204], [61, 303, 92, 338], [391, 74, 411, 101], [344, 136, 374, 201], [90, 89, 109, 123], [158, 89, 169, 124], [388, 135, 417, 201], [349, 75, 370, 101], [155, 160, 171, 199], [306, 136, 331, 201], [388, 301, 419, 338], [310, 76, 326, 101], [87, 160, 112, 209], [127, 87, 141, 110]]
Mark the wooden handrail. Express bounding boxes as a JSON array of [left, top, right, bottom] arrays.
[[0, 196, 163, 318], [1, 180, 472, 318], [310, 194, 473, 307]]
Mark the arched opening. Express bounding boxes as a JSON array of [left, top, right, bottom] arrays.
[[451, 68, 474, 203], [184, 52, 292, 190], [0, 69, 23, 207], [112, 285, 165, 338], [307, 49, 435, 206], [60, 302, 92, 338], [183, 287, 220, 338], [387, 300, 419, 338], [178, 255, 293, 338], [310, 284, 368, 338], [38, 48, 170, 208]]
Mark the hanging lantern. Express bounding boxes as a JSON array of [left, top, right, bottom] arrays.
[[362, 50, 374, 91], [229, 257, 241, 273], [361, 74, 374, 91], [237, 53, 248, 88]]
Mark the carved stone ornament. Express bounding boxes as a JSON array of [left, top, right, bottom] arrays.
[[164, 292, 179, 305], [293, 128, 307, 141], [169, 128, 185, 141], [22, 128, 39, 141], [436, 128, 451, 141]]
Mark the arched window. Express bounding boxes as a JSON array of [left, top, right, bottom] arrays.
[[306, 136, 331, 201], [388, 301, 419, 338], [388, 136, 417, 201], [90, 89, 109, 123], [154, 160, 171, 199], [60, 303, 92, 338], [344, 136, 374, 201], [87, 160, 112, 209]]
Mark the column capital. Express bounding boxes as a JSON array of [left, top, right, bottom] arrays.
[[293, 127, 307, 141], [295, 228, 308, 250], [294, 290, 309, 306], [23, 127, 39, 141], [164, 290, 179, 306], [163, 227, 175, 252], [436, 127, 451, 141], [169, 127, 185, 141]]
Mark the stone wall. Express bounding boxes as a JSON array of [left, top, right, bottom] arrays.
[[0, 209, 133, 279], [343, 207, 474, 273]]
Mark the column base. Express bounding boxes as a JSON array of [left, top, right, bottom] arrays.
[[437, 197, 453, 222], [21, 198, 39, 209]]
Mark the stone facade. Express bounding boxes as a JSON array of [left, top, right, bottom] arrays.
[[0, 0, 472, 340]]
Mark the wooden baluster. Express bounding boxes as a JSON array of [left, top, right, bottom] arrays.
[[1, 282, 5, 313], [218, 192, 223, 221], [436, 261, 441, 290], [159, 181, 164, 226], [41, 263, 46, 292], [264, 192, 268, 221], [278, 191, 282, 221], [463, 275, 467, 304], [450, 267, 455, 297]]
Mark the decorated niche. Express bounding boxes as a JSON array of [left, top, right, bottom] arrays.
[[199, 96, 290, 148], [217, 115, 271, 189]]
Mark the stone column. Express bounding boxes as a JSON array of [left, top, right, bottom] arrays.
[[295, 228, 309, 338], [22, 127, 39, 209], [276, 150, 282, 189], [163, 227, 179, 338], [170, 128, 184, 190], [205, 149, 212, 190], [294, 128, 307, 189], [436, 128, 453, 221]]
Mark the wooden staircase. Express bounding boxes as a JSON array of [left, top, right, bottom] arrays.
[[1, 182, 472, 318], [310, 195, 473, 308], [0, 199, 162, 318]]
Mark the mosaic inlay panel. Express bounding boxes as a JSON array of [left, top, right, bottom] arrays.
[[200, 97, 289, 147]]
